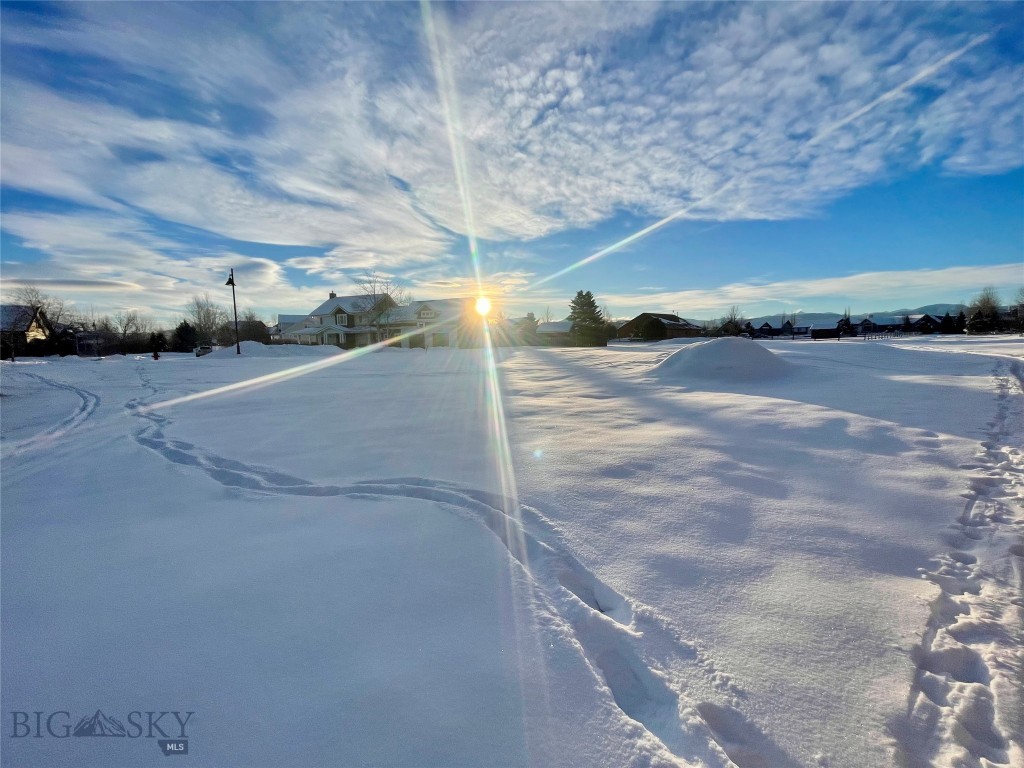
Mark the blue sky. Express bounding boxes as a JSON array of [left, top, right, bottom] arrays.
[[1, 1, 1021, 324]]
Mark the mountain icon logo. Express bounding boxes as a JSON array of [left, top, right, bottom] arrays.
[[72, 710, 127, 737]]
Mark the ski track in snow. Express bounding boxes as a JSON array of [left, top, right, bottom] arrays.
[[893, 359, 1024, 768], [3, 368, 101, 454], [126, 363, 793, 767]]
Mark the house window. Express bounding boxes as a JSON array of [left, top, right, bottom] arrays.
[[335, 313, 347, 326], [419, 310, 437, 319]]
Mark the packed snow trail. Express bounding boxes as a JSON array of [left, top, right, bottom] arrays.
[[127, 362, 779, 767], [893, 359, 1024, 768], [2, 368, 100, 454]]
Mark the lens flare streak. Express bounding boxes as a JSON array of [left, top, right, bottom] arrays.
[[421, 0, 484, 292], [529, 180, 736, 289], [140, 323, 451, 413], [480, 321, 527, 561]]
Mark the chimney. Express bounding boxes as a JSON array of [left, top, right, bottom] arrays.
[[329, 291, 337, 299]]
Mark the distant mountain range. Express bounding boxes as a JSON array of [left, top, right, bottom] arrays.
[[740, 304, 967, 328]]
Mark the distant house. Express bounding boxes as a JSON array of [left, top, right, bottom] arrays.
[[617, 313, 703, 340], [536, 320, 574, 346], [1, 305, 53, 359], [857, 315, 903, 334], [284, 292, 397, 349], [269, 314, 308, 340], [387, 299, 472, 349], [907, 314, 941, 333], [780, 320, 812, 338], [284, 292, 474, 350], [751, 320, 811, 338]]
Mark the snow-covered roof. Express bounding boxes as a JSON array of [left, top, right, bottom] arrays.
[[279, 318, 314, 334], [662, 318, 702, 330], [275, 314, 307, 327], [286, 324, 377, 337], [537, 320, 573, 334], [309, 294, 384, 317], [867, 316, 902, 326], [0, 305, 36, 331], [388, 299, 469, 324]]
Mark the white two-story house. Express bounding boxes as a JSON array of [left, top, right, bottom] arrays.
[[284, 293, 477, 350], [284, 292, 396, 349]]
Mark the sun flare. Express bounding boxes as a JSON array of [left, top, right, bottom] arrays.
[[475, 297, 491, 316]]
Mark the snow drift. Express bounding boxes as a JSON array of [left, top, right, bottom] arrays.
[[651, 336, 792, 381]]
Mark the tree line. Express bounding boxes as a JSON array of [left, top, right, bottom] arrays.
[[2, 285, 271, 357]]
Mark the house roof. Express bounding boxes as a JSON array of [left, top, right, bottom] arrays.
[[537, 320, 573, 333], [661, 318, 702, 330], [285, 324, 377, 337], [621, 312, 702, 334], [275, 314, 307, 326], [0, 305, 38, 331], [645, 313, 684, 322], [388, 299, 470, 324], [309, 294, 385, 317]]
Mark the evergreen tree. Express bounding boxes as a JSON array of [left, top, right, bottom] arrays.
[[836, 317, 852, 339], [171, 320, 198, 352], [955, 311, 967, 334], [149, 332, 168, 353], [568, 290, 606, 346], [967, 310, 991, 334], [520, 312, 539, 345], [939, 312, 955, 334]]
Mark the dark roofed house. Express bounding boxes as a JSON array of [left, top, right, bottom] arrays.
[[536, 320, 574, 346], [617, 312, 703, 340], [1, 305, 53, 359], [908, 314, 941, 334]]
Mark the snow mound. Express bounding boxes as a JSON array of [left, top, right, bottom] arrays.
[[651, 337, 792, 381], [206, 341, 342, 358]]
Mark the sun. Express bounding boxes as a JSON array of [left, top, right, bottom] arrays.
[[475, 296, 492, 317]]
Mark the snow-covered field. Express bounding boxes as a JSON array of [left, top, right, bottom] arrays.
[[2, 336, 1021, 768]]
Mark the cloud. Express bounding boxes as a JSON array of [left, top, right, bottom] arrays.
[[595, 263, 1024, 316], [0, 210, 329, 320], [0, 1, 1020, 311]]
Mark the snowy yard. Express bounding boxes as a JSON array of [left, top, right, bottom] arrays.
[[1, 336, 1021, 768]]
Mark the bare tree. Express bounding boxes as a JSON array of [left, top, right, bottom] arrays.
[[113, 311, 141, 355], [184, 294, 228, 345], [969, 286, 1001, 317], [224, 308, 271, 343], [718, 305, 745, 336], [542, 306, 553, 323], [10, 284, 66, 327], [355, 271, 412, 342], [966, 286, 1003, 333]]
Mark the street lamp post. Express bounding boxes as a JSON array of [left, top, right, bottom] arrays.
[[225, 269, 241, 355]]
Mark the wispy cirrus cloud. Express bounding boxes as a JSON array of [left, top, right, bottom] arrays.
[[1, 2, 1020, 320], [599, 263, 1024, 318]]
